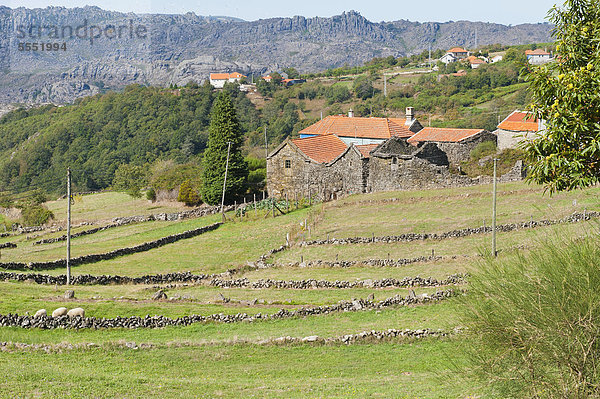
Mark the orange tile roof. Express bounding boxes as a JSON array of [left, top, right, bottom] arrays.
[[299, 116, 414, 140], [467, 55, 485, 64], [497, 110, 539, 132], [407, 127, 484, 144], [355, 144, 379, 158], [449, 47, 468, 53], [210, 73, 230, 80], [525, 49, 551, 55], [210, 72, 246, 80], [291, 135, 348, 164]]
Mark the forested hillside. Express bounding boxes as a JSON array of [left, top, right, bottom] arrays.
[[0, 83, 260, 194]]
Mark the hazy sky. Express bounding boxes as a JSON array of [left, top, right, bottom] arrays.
[[2, 0, 559, 25]]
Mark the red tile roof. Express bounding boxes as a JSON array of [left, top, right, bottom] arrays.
[[497, 110, 539, 132], [407, 127, 484, 144], [210, 73, 230, 80], [210, 72, 246, 80], [291, 135, 348, 163], [355, 144, 379, 158], [299, 116, 415, 140], [467, 55, 485, 64], [449, 47, 468, 53], [525, 49, 551, 56]]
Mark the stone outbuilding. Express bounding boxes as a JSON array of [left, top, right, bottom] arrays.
[[494, 110, 541, 150], [407, 127, 497, 166], [267, 133, 473, 200]]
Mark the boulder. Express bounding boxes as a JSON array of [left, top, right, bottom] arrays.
[[64, 290, 75, 299], [34, 309, 47, 317], [151, 290, 167, 301], [67, 307, 85, 318], [52, 307, 68, 317]]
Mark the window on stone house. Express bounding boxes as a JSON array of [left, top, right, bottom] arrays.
[[285, 160, 291, 168], [392, 157, 397, 164]]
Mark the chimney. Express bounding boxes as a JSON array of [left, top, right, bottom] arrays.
[[405, 107, 415, 126], [348, 108, 354, 118]]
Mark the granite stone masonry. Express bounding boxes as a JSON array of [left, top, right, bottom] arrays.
[[0, 222, 221, 271], [0, 290, 457, 329]]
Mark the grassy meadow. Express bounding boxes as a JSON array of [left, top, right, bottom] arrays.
[[1, 181, 599, 397]]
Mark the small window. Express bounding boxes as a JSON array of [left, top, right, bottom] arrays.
[[285, 160, 291, 168], [392, 157, 397, 165]]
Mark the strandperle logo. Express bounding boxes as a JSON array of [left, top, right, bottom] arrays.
[[15, 19, 148, 45]]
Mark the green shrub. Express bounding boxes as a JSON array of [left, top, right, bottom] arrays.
[[470, 141, 497, 161], [21, 204, 54, 226], [463, 236, 600, 397], [177, 180, 202, 206], [146, 188, 156, 202]]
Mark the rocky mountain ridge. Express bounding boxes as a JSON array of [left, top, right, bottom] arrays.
[[0, 6, 553, 105]]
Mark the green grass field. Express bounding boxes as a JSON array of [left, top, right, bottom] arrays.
[[1, 180, 599, 397]]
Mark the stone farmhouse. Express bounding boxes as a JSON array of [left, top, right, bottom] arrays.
[[267, 108, 498, 199], [209, 72, 246, 88], [495, 110, 542, 150]]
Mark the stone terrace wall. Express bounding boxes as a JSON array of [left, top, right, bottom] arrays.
[[0, 222, 222, 271]]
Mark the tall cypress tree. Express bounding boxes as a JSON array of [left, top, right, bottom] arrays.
[[201, 92, 248, 205]]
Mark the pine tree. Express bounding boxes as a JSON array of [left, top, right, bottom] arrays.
[[201, 92, 248, 205]]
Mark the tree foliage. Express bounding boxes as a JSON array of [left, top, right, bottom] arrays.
[[112, 164, 148, 198], [524, 0, 600, 192], [177, 179, 202, 206], [201, 92, 248, 205]]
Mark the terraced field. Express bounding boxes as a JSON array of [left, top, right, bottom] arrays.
[[1, 181, 599, 398]]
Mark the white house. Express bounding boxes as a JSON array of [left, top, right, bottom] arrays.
[[440, 47, 469, 65], [209, 72, 247, 88], [525, 49, 552, 65]]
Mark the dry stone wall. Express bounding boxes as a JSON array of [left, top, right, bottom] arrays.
[[209, 274, 466, 289], [299, 211, 600, 247], [0, 222, 222, 271], [0, 290, 457, 329]]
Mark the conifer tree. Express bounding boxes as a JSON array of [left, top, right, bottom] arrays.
[[201, 92, 248, 204]]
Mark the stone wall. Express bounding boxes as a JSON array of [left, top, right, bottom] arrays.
[[495, 128, 535, 150], [0, 222, 222, 271], [435, 131, 497, 166], [267, 145, 366, 201], [367, 156, 473, 192], [0, 290, 456, 329]]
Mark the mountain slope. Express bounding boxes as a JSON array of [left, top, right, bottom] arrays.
[[0, 7, 552, 104]]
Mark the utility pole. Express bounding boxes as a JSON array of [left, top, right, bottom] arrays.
[[220, 141, 232, 222], [264, 126, 268, 160], [383, 74, 387, 98], [66, 167, 72, 285], [428, 43, 432, 68], [492, 158, 498, 257]]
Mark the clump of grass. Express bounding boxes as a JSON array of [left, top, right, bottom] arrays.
[[463, 235, 600, 398]]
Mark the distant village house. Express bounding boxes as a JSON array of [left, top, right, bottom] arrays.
[[441, 47, 470, 64], [525, 49, 552, 65], [209, 72, 247, 88]]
